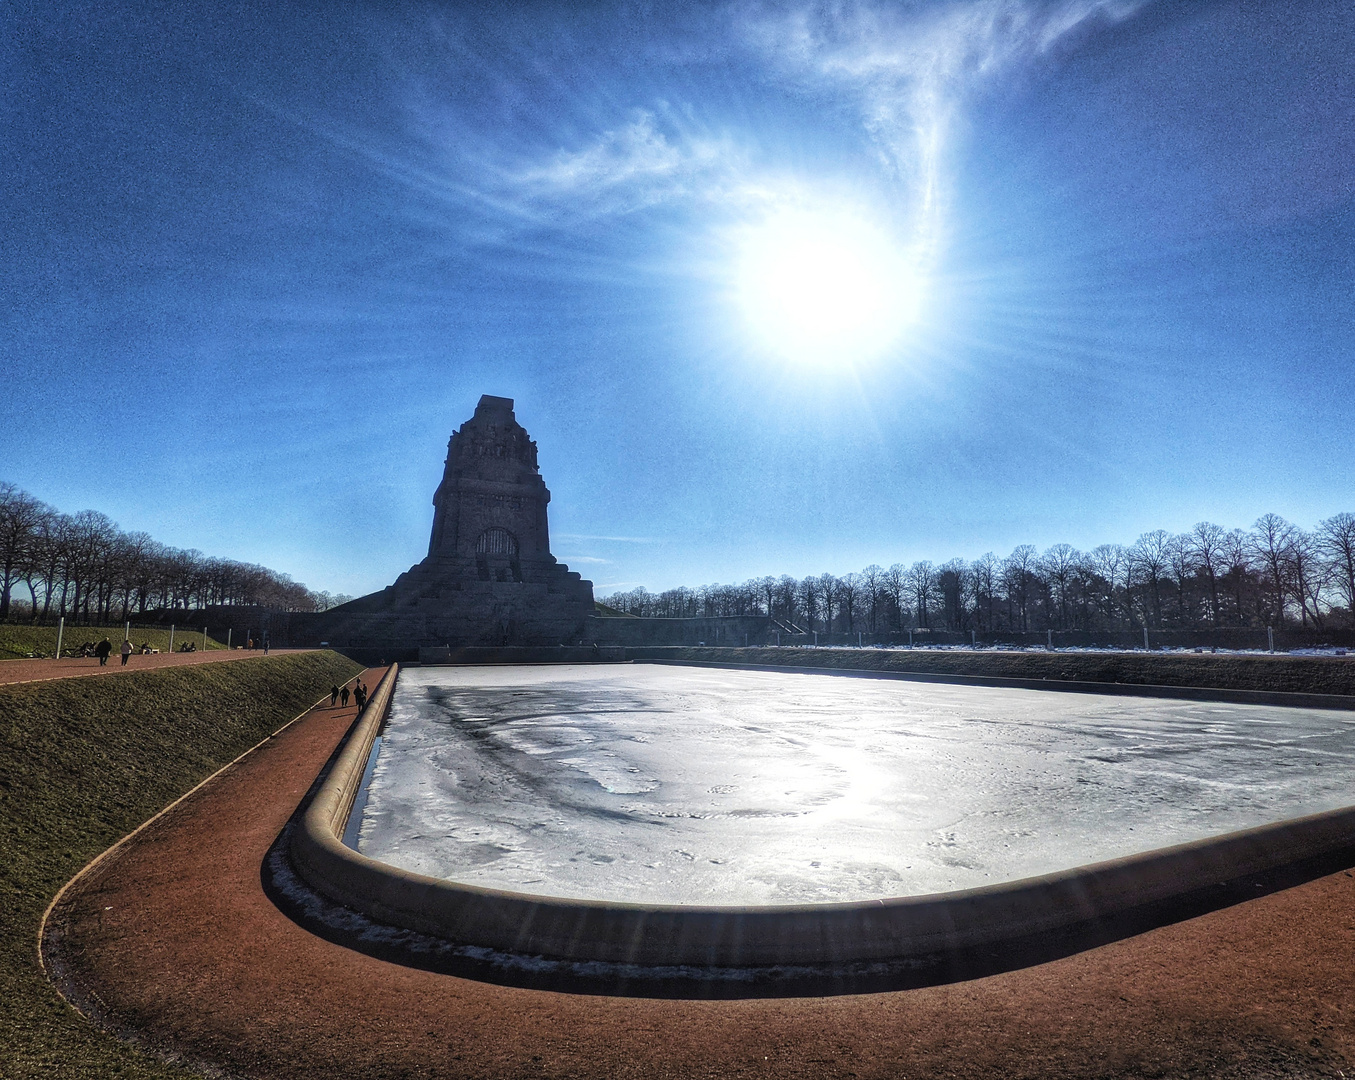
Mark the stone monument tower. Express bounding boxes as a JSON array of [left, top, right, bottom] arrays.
[[425, 394, 553, 578], [320, 395, 594, 647]]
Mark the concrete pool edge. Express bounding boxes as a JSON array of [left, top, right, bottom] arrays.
[[286, 662, 1355, 987]]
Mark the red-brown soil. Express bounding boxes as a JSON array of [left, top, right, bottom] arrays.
[[0, 648, 308, 687], [43, 673, 1355, 1080]]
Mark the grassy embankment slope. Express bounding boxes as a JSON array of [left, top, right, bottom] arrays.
[[0, 624, 228, 661], [0, 650, 362, 1079], [643, 647, 1355, 697]]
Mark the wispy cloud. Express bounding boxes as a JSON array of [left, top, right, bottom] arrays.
[[750, 0, 1145, 91], [380, 1, 1148, 250], [558, 554, 611, 564], [475, 1, 1148, 250], [741, 0, 1149, 247], [507, 109, 746, 217], [555, 533, 663, 544]]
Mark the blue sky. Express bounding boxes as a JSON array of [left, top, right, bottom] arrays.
[[3, 0, 1352, 597]]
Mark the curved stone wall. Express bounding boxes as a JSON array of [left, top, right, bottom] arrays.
[[288, 664, 1355, 974]]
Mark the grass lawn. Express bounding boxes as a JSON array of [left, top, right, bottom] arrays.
[[0, 624, 230, 661], [0, 649, 363, 1079]]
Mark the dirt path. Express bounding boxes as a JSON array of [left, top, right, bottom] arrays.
[[0, 648, 312, 686], [42, 674, 1355, 1080]]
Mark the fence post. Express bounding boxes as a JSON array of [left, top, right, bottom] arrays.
[[203, 625, 208, 651], [227, 628, 232, 650], [1268, 626, 1274, 653], [1048, 629, 1053, 650], [858, 631, 862, 648], [1143, 626, 1149, 651], [908, 629, 913, 648], [813, 631, 818, 647], [169, 624, 174, 654], [55, 615, 64, 659]]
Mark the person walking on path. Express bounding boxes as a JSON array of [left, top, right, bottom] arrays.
[[340, 686, 350, 708], [120, 638, 132, 666], [330, 685, 340, 707], [95, 638, 112, 666]]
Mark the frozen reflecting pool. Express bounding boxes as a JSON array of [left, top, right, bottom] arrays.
[[354, 664, 1355, 905]]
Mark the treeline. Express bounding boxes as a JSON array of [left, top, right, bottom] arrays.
[[0, 482, 353, 623], [602, 513, 1355, 636]]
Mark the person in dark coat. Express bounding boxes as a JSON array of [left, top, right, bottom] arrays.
[[340, 686, 350, 707], [95, 638, 112, 666], [330, 685, 340, 707]]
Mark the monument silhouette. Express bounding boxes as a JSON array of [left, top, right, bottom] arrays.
[[285, 395, 780, 654], [318, 395, 595, 647]]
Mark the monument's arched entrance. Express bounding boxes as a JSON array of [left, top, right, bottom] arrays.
[[476, 527, 522, 582]]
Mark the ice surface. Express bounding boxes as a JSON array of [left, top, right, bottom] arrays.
[[355, 664, 1355, 905]]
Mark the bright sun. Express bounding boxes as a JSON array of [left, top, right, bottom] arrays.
[[734, 208, 921, 367]]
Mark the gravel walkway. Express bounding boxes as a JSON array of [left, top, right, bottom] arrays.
[[41, 670, 1355, 1079]]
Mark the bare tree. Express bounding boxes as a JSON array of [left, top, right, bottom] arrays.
[[1, 482, 343, 621], [1188, 522, 1227, 625], [1040, 544, 1080, 631], [29, 510, 70, 621], [860, 565, 884, 634], [61, 510, 119, 621], [797, 576, 820, 634], [884, 563, 909, 631], [937, 559, 970, 632], [754, 576, 775, 618], [1089, 544, 1126, 628], [1286, 527, 1328, 629], [1001, 547, 1037, 632], [0, 483, 47, 619], [1166, 534, 1195, 628], [1318, 513, 1355, 623], [838, 573, 860, 635], [818, 574, 839, 634], [603, 506, 1355, 643], [1249, 514, 1295, 627], [1221, 529, 1252, 624], [971, 553, 998, 632], [908, 561, 936, 629], [1129, 531, 1172, 628]]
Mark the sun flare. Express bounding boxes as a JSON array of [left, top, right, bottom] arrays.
[[734, 208, 921, 366]]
